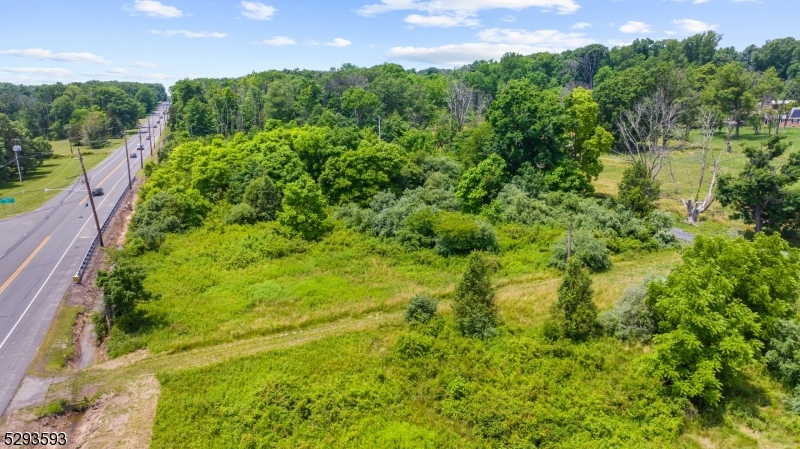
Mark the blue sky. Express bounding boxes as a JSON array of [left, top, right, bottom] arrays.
[[0, 0, 792, 89]]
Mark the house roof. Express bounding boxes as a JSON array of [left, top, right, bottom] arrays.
[[790, 108, 800, 119]]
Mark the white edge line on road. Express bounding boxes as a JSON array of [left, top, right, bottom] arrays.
[[0, 160, 131, 352]]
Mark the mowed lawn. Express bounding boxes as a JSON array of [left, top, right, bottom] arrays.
[[0, 131, 139, 216]]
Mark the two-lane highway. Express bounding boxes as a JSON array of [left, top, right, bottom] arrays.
[[0, 104, 168, 416]]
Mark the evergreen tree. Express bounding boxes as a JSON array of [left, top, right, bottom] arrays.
[[551, 257, 598, 340], [617, 161, 662, 218], [453, 252, 498, 339]]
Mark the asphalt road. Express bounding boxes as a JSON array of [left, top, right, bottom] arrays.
[[0, 104, 168, 416]]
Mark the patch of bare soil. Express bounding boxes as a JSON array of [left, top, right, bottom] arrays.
[[68, 375, 160, 449], [0, 375, 161, 449]]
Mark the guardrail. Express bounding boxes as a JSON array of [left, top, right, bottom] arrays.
[[72, 180, 133, 284]]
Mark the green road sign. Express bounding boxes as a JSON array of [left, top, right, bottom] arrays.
[[0, 198, 14, 204]]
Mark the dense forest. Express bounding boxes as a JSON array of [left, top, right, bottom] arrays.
[[0, 80, 167, 181], [88, 33, 800, 446]]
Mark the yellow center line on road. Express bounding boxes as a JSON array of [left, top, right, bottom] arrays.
[[79, 159, 128, 205], [0, 236, 50, 296]]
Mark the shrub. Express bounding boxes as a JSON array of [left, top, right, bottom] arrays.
[[453, 252, 498, 339], [549, 230, 611, 272], [550, 257, 597, 341], [618, 162, 661, 218], [243, 176, 281, 221], [599, 280, 656, 342], [96, 261, 157, 328], [225, 203, 257, 225], [653, 228, 678, 249], [433, 212, 499, 256], [766, 319, 800, 390], [396, 207, 438, 250], [405, 293, 438, 324]]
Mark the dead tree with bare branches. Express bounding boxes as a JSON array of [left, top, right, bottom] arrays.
[[616, 90, 682, 181], [447, 75, 475, 131], [668, 108, 724, 224]]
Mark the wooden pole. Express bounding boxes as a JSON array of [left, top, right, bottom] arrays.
[[78, 148, 104, 247], [566, 221, 572, 263]]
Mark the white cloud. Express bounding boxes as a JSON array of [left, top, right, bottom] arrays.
[[572, 22, 591, 29], [0, 48, 110, 64], [0, 67, 72, 77], [152, 30, 227, 38], [358, 0, 581, 16], [672, 19, 718, 33], [240, 2, 277, 20], [133, 61, 157, 68], [404, 14, 480, 27], [126, 0, 183, 19], [324, 38, 352, 47], [108, 68, 128, 75], [387, 28, 594, 66], [262, 36, 296, 46], [478, 28, 593, 46], [619, 21, 651, 34]]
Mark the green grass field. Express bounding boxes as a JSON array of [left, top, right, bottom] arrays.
[[0, 131, 142, 217]]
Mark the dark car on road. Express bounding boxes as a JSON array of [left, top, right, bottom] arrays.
[[130, 152, 137, 158], [92, 187, 104, 196]]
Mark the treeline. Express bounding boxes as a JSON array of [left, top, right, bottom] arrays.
[[0, 80, 167, 139], [169, 33, 800, 143], [0, 81, 167, 182]]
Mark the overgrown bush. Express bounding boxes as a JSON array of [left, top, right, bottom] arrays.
[[453, 252, 498, 339], [599, 279, 656, 342], [225, 203, 257, 225], [548, 257, 597, 341], [549, 230, 611, 272], [243, 176, 281, 221], [433, 212, 499, 256], [96, 261, 157, 330], [405, 293, 438, 325], [618, 162, 662, 218], [766, 319, 800, 409]]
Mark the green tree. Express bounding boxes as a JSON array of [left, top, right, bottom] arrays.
[[453, 252, 498, 339], [278, 175, 329, 240], [563, 87, 614, 181], [717, 135, 800, 232], [617, 161, 662, 217], [487, 79, 566, 174], [135, 86, 158, 113], [96, 261, 156, 329], [550, 257, 598, 340], [183, 98, 215, 137], [704, 63, 756, 137], [682, 31, 723, 66], [243, 176, 281, 221], [81, 110, 109, 149], [341, 87, 380, 126], [646, 234, 800, 405], [455, 154, 507, 213], [319, 140, 410, 206]]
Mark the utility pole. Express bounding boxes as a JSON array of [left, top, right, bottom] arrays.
[[77, 148, 104, 247], [148, 116, 154, 158], [123, 132, 132, 189], [566, 221, 572, 263], [12, 139, 22, 183]]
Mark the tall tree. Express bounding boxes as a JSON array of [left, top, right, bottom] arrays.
[[488, 79, 566, 174], [704, 63, 756, 137], [717, 135, 800, 232], [453, 252, 498, 339]]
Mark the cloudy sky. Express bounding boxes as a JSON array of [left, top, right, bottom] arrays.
[[0, 0, 790, 89]]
